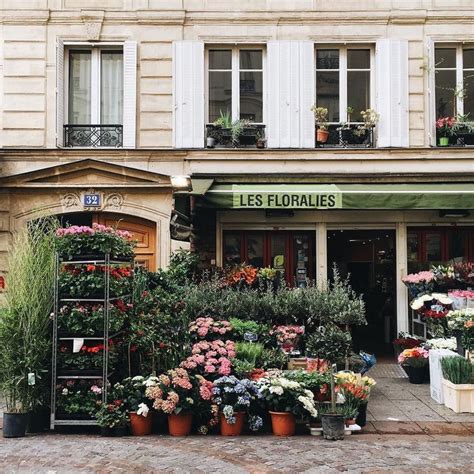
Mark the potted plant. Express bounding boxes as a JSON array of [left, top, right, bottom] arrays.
[[96, 399, 129, 437], [257, 376, 318, 436], [271, 325, 305, 354], [0, 220, 57, 438], [352, 108, 379, 145], [211, 110, 253, 148], [212, 375, 262, 436], [311, 106, 329, 143], [121, 376, 154, 436], [441, 356, 474, 413], [452, 113, 474, 145], [256, 130, 266, 149], [305, 325, 352, 364], [146, 368, 212, 436], [320, 365, 345, 441], [398, 347, 430, 384], [436, 116, 456, 146], [335, 371, 376, 428]]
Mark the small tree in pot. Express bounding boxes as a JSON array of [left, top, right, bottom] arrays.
[[311, 106, 329, 144], [306, 325, 352, 440]]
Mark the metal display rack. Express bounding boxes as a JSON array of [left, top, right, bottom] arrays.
[[50, 253, 132, 428]]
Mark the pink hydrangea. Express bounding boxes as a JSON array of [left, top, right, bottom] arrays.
[[189, 317, 232, 340], [402, 271, 434, 284]]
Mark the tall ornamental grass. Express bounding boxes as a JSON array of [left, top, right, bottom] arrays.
[[0, 218, 57, 413]]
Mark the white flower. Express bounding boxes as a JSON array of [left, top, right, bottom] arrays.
[[298, 396, 318, 418], [269, 386, 284, 396], [411, 299, 425, 310], [137, 403, 149, 417], [145, 377, 159, 387], [438, 297, 453, 305], [132, 376, 144, 382], [279, 379, 300, 389], [62, 388, 68, 396], [426, 337, 457, 350], [186, 397, 194, 405], [303, 389, 314, 399]]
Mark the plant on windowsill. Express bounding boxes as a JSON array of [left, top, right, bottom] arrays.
[[352, 108, 379, 143], [311, 106, 329, 144], [436, 116, 456, 146], [208, 110, 256, 148], [255, 130, 266, 149], [452, 113, 474, 146]]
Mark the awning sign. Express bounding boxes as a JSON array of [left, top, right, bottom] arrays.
[[233, 190, 342, 209]]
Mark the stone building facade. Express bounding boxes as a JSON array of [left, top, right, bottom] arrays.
[[1, 0, 473, 351]]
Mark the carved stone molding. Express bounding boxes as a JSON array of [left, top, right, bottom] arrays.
[[61, 192, 80, 209], [104, 193, 124, 210], [81, 10, 105, 41]]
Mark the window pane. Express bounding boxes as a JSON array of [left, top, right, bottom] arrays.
[[240, 71, 262, 122], [209, 50, 231, 69], [463, 70, 474, 117], [240, 50, 262, 70], [435, 48, 456, 68], [209, 71, 232, 123], [347, 70, 370, 120], [449, 232, 465, 261], [348, 49, 370, 69], [271, 234, 286, 278], [316, 71, 339, 122], [101, 51, 123, 124], [247, 232, 264, 267], [426, 233, 442, 262], [316, 49, 339, 69], [435, 70, 456, 117], [407, 233, 419, 262], [463, 48, 474, 69], [68, 51, 91, 124], [224, 232, 241, 266]]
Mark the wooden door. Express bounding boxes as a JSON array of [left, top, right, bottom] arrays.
[[94, 213, 157, 270]]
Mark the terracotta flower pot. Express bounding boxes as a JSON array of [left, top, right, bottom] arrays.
[[269, 411, 295, 436], [168, 413, 193, 437], [316, 129, 329, 143], [129, 411, 153, 436], [220, 411, 245, 436]]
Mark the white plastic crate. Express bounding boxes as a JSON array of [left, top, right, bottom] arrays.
[[429, 349, 458, 404]]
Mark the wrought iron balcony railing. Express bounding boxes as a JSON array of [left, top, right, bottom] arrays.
[[64, 125, 123, 148], [315, 123, 375, 148]]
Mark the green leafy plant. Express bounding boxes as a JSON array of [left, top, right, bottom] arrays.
[[235, 342, 264, 365], [441, 356, 473, 384], [305, 325, 352, 363], [0, 217, 57, 413], [311, 106, 329, 130], [95, 400, 128, 428], [260, 348, 289, 370]]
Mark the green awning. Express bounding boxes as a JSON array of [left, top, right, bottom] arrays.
[[203, 183, 474, 210]]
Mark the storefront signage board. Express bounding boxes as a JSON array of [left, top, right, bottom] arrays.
[[233, 191, 342, 209]]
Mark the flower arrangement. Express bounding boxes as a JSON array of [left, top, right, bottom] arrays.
[[120, 376, 156, 416], [453, 262, 474, 286], [59, 263, 133, 298], [432, 265, 455, 284], [436, 116, 456, 138], [95, 399, 128, 429], [448, 290, 474, 310], [180, 340, 236, 377], [57, 340, 118, 372], [424, 337, 457, 351], [335, 372, 376, 420], [410, 293, 452, 319], [271, 325, 305, 353], [398, 347, 430, 367], [226, 264, 258, 287], [257, 376, 318, 419], [56, 379, 103, 417], [58, 300, 130, 335], [55, 223, 136, 260], [286, 370, 332, 402], [145, 368, 211, 416], [212, 375, 263, 430], [393, 333, 425, 354], [189, 317, 233, 340], [401, 271, 435, 297]]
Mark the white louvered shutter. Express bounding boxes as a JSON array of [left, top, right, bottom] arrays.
[[427, 38, 436, 147], [123, 40, 137, 148], [56, 38, 64, 147], [376, 39, 409, 147], [267, 41, 314, 148], [173, 41, 204, 148]]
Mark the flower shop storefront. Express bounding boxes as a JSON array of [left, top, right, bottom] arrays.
[[193, 181, 474, 353]]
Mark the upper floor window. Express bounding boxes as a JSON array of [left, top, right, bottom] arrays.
[[315, 46, 373, 123], [435, 45, 474, 118], [65, 46, 123, 147], [207, 47, 264, 123]]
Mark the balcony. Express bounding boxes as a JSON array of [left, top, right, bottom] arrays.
[[315, 124, 375, 148], [205, 124, 266, 149], [64, 125, 123, 148]]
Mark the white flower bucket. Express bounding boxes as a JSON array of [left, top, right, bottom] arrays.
[[450, 295, 467, 310]]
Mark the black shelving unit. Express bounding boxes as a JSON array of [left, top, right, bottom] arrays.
[[50, 253, 132, 428]]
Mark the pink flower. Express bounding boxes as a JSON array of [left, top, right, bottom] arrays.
[[204, 365, 216, 373]]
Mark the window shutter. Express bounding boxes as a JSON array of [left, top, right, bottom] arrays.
[[56, 38, 64, 148], [123, 40, 137, 149], [427, 38, 436, 146], [376, 39, 409, 147], [267, 41, 314, 148], [173, 41, 204, 148]]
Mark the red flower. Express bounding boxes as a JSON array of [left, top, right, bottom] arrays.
[[159, 342, 167, 349], [86, 264, 96, 272]]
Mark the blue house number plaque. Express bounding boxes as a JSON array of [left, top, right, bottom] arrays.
[[83, 194, 101, 207]]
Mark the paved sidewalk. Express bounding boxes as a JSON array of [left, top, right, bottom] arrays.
[[0, 433, 473, 473]]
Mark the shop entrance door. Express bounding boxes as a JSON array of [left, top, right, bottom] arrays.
[[327, 229, 396, 355]]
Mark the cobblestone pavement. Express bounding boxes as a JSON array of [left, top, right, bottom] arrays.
[[0, 433, 474, 473]]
